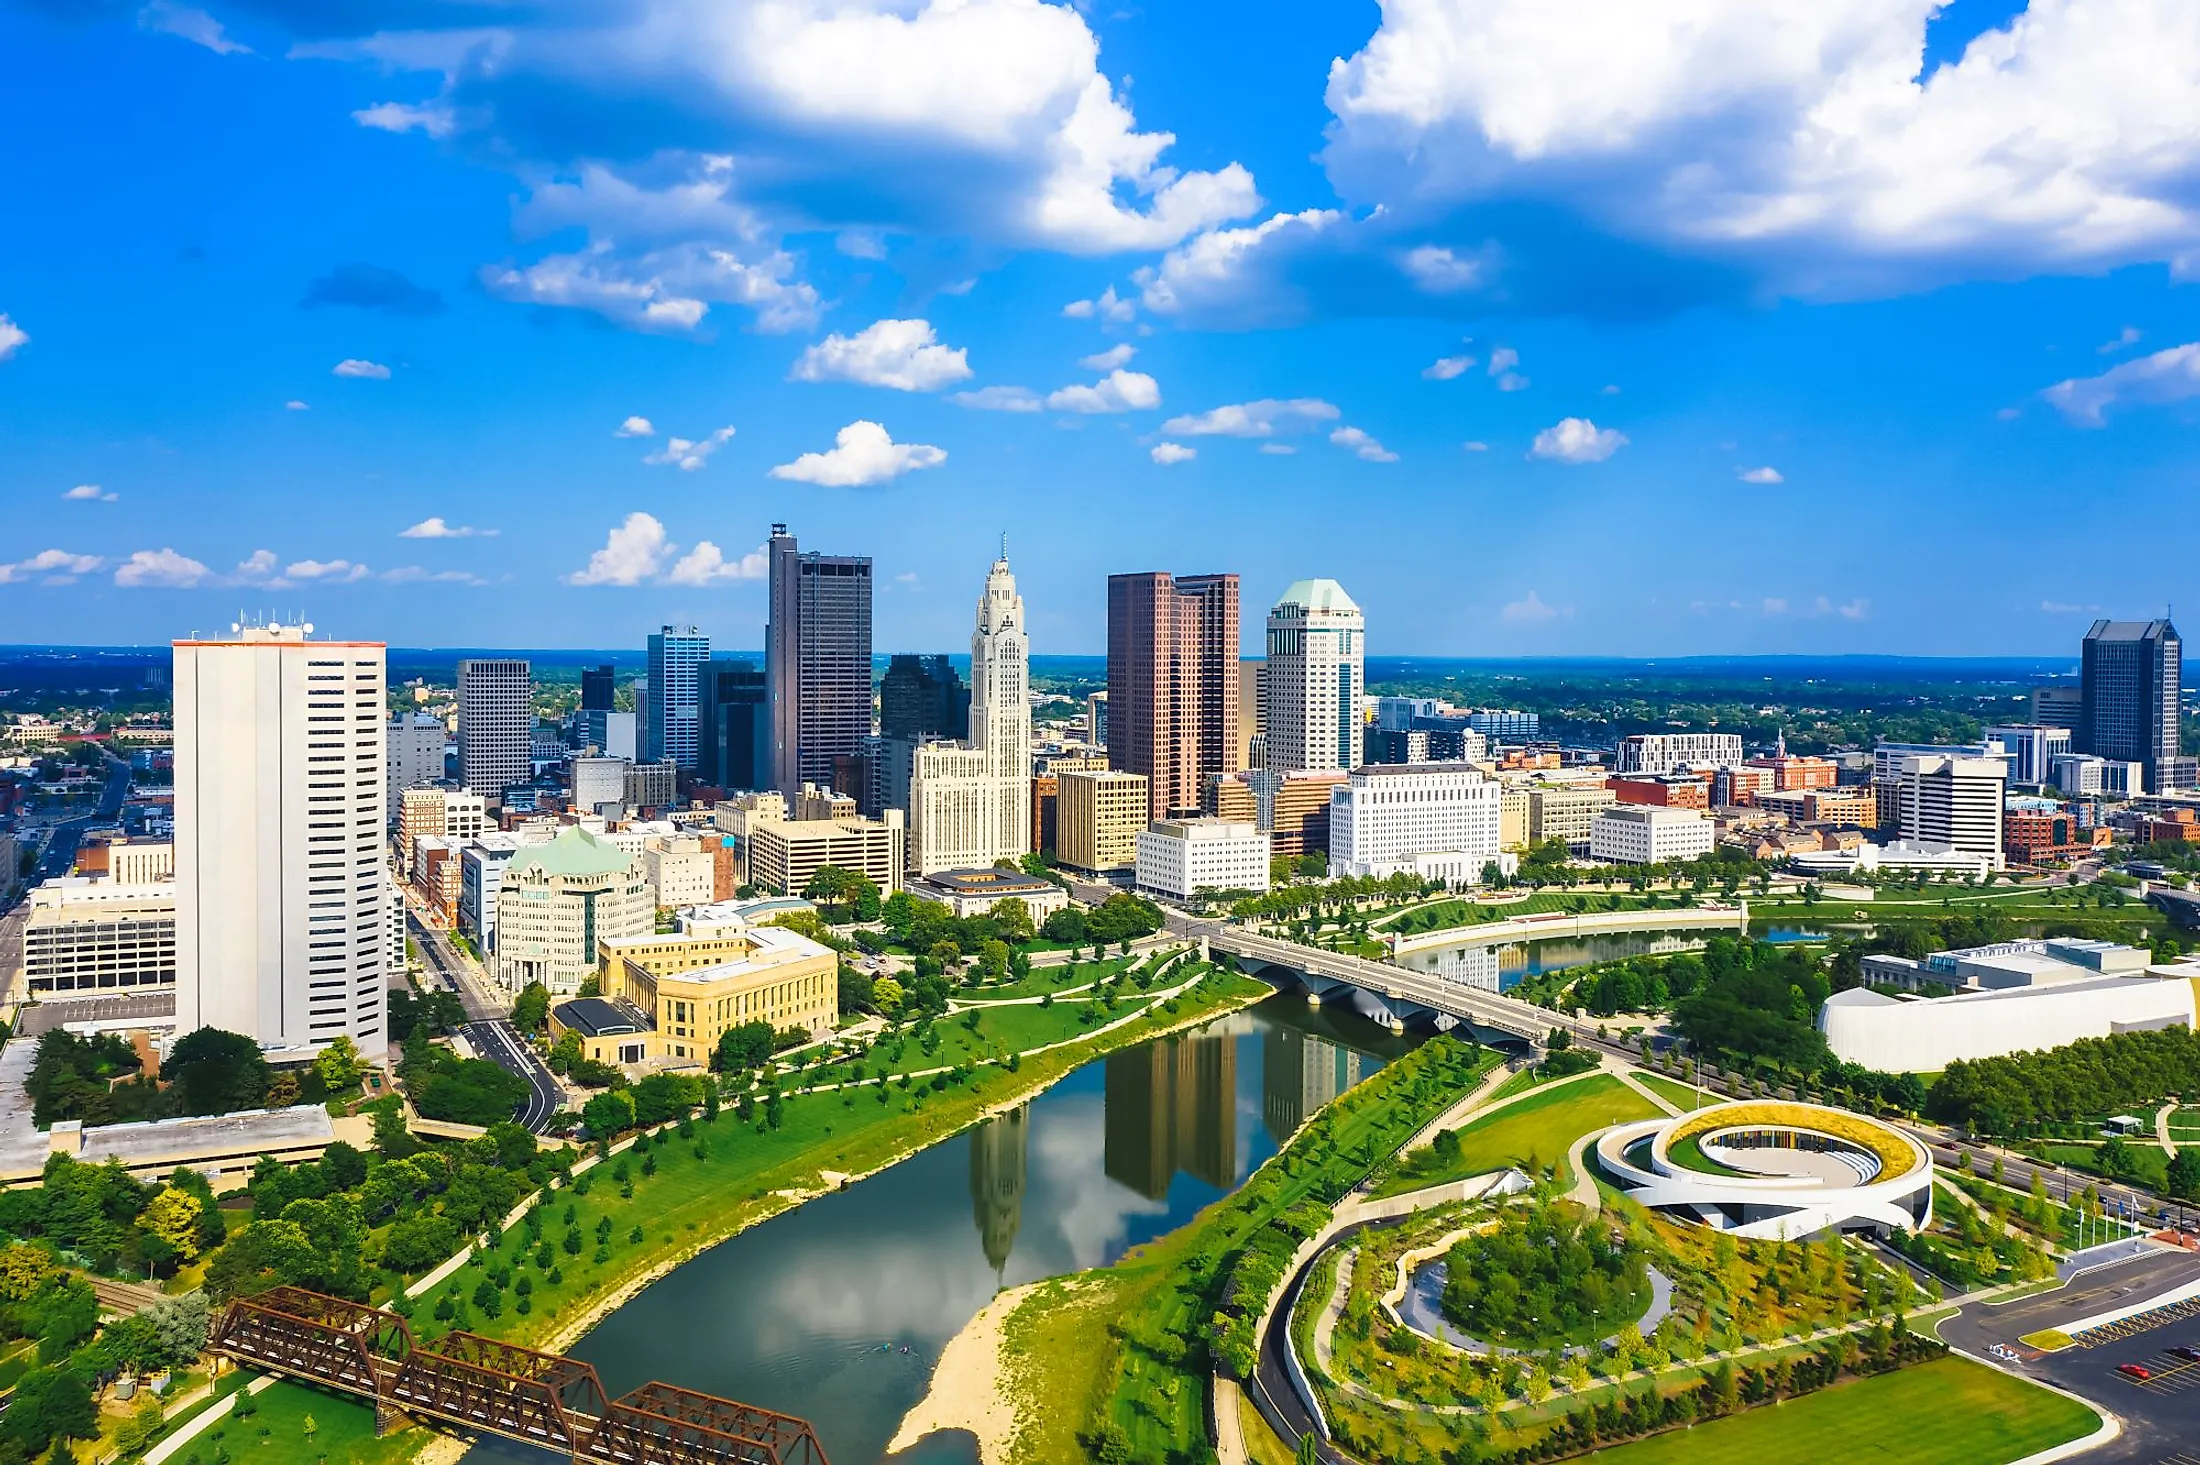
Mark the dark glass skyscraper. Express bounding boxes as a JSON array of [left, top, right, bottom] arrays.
[[699, 658, 770, 792], [2080, 618, 2181, 793], [580, 664, 616, 712], [767, 524, 874, 797], [879, 653, 968, 741]]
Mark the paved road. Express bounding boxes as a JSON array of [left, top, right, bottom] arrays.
[[31, 753, 132, 883], [406, 905, 564, 1133]]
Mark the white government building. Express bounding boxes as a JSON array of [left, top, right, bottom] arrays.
[[1327, 763, 1508, 884], [493, 825, 654, 994], [1262, 579, 1364, 774], [1136, 818, 1271, 900], [909, 554, 1033, 876], [174, 623, 391, 1060]]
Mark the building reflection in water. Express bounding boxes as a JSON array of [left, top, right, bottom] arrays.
[[1261, 1025, 1364, 1141], [968, 1104, 1029, 1273], [1102, 1029, 1237, 1201]]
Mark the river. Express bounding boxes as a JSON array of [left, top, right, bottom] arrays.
[[462, 991, 1412, 1465], [1392, 924, 1820, 992], [465, 929, 1797, 1465]]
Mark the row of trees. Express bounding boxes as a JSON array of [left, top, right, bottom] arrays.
[[0, 1151, 226, 1279], [1928, 1026, 2200, 1136]]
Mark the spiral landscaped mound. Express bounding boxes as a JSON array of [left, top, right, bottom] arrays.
[[1596, 1098, 1932, 1241]]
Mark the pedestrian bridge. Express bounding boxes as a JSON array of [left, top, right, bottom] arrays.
[[1202, 928, 1586, 1048]]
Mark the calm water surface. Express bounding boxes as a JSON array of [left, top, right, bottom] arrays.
[[464, 991, 1409, 1465]]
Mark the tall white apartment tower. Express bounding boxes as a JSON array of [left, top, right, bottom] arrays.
[[1262, 580, 1365, 774], [909, 553, 1033, 873], [457, 657, 531, 800], [174, 623, 388, 1058]]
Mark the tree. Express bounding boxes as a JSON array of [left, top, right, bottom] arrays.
[[873, 976, 905, 1015], [712, 1020, 776, 1074], [313, 1034, 370, 1095], [978, 939, 1012, 984], [411, 1056, 529, 1126], [988, 897, 1035, 945], [511, 982, 552, 1035], [162, 1027, 272, 1116], [2, 1367, 96, 1458], [2171, 1147, 2200, 1203], [138, 1185, 205, 1262], [582, 1089, 636, 1138], [1040, 906, 1087, 945]]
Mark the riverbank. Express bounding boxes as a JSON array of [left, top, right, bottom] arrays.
[[1386, 902, 1749, 957], [894, 1036, 1494, 1465], [400, 961, 1278, 1376]]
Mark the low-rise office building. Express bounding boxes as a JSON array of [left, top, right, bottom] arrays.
[[1525, 781, 1616, 854], [744, 807, 903, 897], [1206, 768, 1347, 859], [595, 915, 839, 1061], [644, 834, 718, 910], [1607, 774, 1709, 810], [1616, 733, 1742, 776], [1136, 818, 1270, 900], [18, 877, 177, 1000], [1590, 805, 1714, 865]]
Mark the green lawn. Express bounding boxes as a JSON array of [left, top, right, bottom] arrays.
[[1575, 1356, 2096, 1464], [2024, 1139, 2170, 1192], [843, 1000, 1127, 1081], [410, 968, 1269, 1352], [173, 1380, 425, 1465], [1634, 1071, 1719, 1112], [1370, 1073, 1658, 1197], [955, 952, 1148, 1002]]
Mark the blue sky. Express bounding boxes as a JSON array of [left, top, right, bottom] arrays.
[[3, 0, 2197, 657]]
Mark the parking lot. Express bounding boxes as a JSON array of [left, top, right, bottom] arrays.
[[1946, 1249, 2200, 1464]]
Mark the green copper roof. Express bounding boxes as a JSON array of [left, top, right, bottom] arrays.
[[1274, 578, 1361, 614], [506, 825, 631, 879]]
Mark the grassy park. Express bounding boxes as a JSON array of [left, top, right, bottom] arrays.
[[1574, 1355, 2097, 1464], [407, 966, 1270, 1352], [1634, 1071, 1719, 1112], [1370, 1073, 1659, 1198]]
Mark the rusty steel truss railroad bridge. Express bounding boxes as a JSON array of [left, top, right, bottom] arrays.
[[210, 1286, 829, 1465]]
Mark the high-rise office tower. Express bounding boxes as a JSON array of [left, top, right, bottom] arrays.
[[580, 664, 616, 712], [880, 654, 969, 741], [909, 554, 1033, 872], [2080, 618, 2182, 793], [385, 711, 448, 820], [767, 524, 874, 797], [174, 623, 388, 1057], [646, 624, 709, 769], [699, 657, 770, 792], [456, 657, 531, 800], [1261, 580, 1364, 774], [1237, 660, 1265, 770], [1107, 571, 1240, 819]]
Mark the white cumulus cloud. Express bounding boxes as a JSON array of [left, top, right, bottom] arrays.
[[400, 517, 496, 539], [1160, 398, 1339, 438], [1258, 443, 1298, 456], [1423, 354, 1475, 381], [1529, 417, 1627, 464], [1330, 426, 1398, 463], [138, 1, 251, 55], [352, 101, 456, 138], [114, 548, 212, 588], [950, 386, 1043, 412], [769, 420, 945, 487], [333, 358, 391, 379], [284, 400, 309, 411], [2099, 326, 2144, 354], [2042, 342, 2200, 426], [643, 425, 737, 471], [1046, 369, 1160, 413], [1081, 343, 1137, 371], [666, 541, 769, 585], [1738, 466, 1784, 484], [233, 550, 278, 581], [1062, 286, 1137, 322], [62, 485, 117, 503], [0, 315, 26, 362], [1150, 442, 1196, 466], [286, 559, 370, 583], [792, 318, 972, 392], [481, 241, 819, 336], [0, 550, 104, 585], [614, 416, 655, 438], [568, 512, 673, 586]]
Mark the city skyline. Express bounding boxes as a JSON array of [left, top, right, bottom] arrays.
[[5, 3, 2200, 654]]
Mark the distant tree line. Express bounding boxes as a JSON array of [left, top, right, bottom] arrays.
[[1929, 1026, 2200, 1137]]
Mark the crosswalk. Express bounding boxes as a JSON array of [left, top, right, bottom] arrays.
[[2151, 1451, 2200, 1465]]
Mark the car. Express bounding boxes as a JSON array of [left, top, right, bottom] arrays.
[[2119, 1363, 2154, 1381], [2169, 1346, 2200, 1362]]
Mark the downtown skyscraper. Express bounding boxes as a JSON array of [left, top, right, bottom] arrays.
[[2080, 618, 2183, 793], [1261, 579, 1365, 774], [174, 623, 389, 1057], [646, 624, 709, 769], [456, 656, 531, 801], [1107, 571, 1241, 819], [909, 553, 1032, 874], [767, 524, 873, 798]]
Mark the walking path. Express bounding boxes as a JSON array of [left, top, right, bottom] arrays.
[[2158, 1100, 2179, 1158], [1613, 1066, 1683, 1118]]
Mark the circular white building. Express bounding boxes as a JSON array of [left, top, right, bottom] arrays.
[[1596, 1100, 1932, 1240]]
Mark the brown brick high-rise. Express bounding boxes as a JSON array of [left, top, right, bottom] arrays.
[[1107, 572, 1241, 820]]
